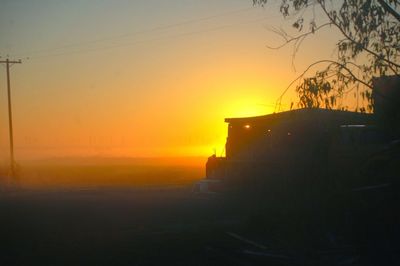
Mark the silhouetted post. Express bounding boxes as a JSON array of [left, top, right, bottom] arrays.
[[0, 58, 22, 178]]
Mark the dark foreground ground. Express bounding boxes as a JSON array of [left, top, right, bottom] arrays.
[[0, 187, 269, 266], [1, 185, 399, 266]]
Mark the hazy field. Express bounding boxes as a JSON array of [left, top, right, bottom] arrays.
[[1, 157, 206, 189], [1, 157, 398, 265], [0, 157, 265, 266]]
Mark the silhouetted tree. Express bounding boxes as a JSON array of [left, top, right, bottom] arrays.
[[254, 0, 400, 111]]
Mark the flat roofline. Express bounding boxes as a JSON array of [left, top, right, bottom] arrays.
[[224, 108, 373, 123]]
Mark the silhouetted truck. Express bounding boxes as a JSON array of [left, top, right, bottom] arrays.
[[197, 109, 378, 192], [195, 76, 399, 196], [192, 77, 400, 253]]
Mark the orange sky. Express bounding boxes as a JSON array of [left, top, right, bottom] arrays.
[[0, 1, 348, 160]]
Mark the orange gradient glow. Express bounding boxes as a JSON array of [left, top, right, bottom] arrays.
[[0, 1, 344, 161]]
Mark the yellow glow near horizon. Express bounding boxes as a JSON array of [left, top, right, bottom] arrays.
[[225, 99, 274, 118]]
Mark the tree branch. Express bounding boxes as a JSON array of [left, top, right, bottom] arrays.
[[275, 59, 371, 111], [318, 1, 400, 69], [377, 0, 400, 22], [266, 22, 332, 50]]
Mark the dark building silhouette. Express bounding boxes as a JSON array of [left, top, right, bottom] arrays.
[[372, 75, 400, 135], [197, 76, 399, 195]]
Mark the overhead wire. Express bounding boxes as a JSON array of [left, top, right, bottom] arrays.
[[12, 7, 261, 58], [27, 17, 273, 60]]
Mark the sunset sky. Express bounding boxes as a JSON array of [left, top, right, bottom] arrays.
[[0, 0, 344, 160]]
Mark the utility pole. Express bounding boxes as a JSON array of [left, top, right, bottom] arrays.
[[0, 58, 22, 178]]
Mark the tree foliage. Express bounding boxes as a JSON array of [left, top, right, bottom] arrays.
[[254, 0, 400, 111]]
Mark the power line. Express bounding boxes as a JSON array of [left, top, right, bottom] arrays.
[[26, 17, 271, 60], [12, 7, 258, 58], [0, 58, 22, 179]]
